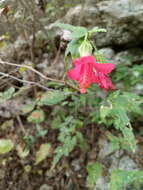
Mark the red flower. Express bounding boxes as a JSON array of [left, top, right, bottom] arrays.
[[67, 56, 115, 93]]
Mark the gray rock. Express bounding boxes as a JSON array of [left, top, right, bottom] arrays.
[[114, 48, 143, 64], [63, 5, 98, 26], [71, 159, 81, 171], [94, 177, 108, 190], [96, 137, 140, 190], [97, 0, 143, 47], [63, 0, 143, 47], [99, 48, 115, 61], [118, 156, 138, 170], [39, 184, 53, 190], [98, 138, 112, 160]]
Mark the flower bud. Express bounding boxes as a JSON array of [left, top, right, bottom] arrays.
[[78, 40, 93, 57]]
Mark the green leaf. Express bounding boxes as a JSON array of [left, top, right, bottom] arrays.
[[36, 124, 48, 138], [1, 119, 13, 130], [0, 139, 14, 154], [27, 110, 45, 124], [51, 117, 79, 169], [122, 125, 136, 152], [51, 116, 61, 129], [100, 92, 143, 153], [51, 23, 76, 31], [108, 133, 136, 153], [35, 143, 51, 165], [71, 26, 87, 38], [2, 87, 15, 100], [19, 66, 27, 73], [51, 23, 87, 39], [87, 162, 103, 188], [107, 134, 121, 153], [100, 105, 111, 120], [110, 170, 143, 190], [65, 39, 79, 57], [22, 103, 35, 114], [76, 131, 88, 151], [38, 90, 67, 106]]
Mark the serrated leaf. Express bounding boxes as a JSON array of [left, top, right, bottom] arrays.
[[100, 105, 111, 120], [87, 162, 103, 188], [0, 139, 14, 154], [27, 110, 45, 124], [35, 143, 51, 165], [22, 103, 35, 114], [122, 125, 136, 152], [110, 170, 143, 190], [38, 90, 67, 106]]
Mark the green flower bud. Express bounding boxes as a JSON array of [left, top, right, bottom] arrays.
[[79, 40, 93, 57]]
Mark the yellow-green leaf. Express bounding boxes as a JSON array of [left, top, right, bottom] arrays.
[[0, 139, 14, 154], [35, 143, 51, 165]]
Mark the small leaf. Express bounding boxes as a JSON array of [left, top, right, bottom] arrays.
[[35, 143, 51, 165], [27, 110, 45, 124], [87, 162, 103, 188], [1, 119, 13, 130], [3, 87, 15, 100], [22, 103, 35, 114], [38, 90, 67, 106], [51, 116, 61, 129], [19, 66, 27, 73], [0, 139, 14, 154]]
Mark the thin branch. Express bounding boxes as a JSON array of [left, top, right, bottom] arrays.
[[0, 71, 50, 91], [0, 59, 65, 83], [0, 59, 80, 92]]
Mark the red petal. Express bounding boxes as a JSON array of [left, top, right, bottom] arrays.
[[93, 63, 115, 74], [80, 88, 86, 93], [74, 56, 96, 66], [98, 73, 115, 90], [67, 64, 82, 80]]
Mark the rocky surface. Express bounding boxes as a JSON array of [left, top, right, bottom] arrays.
[[63, 0, 143, 47], [94, 137, 141, 190]]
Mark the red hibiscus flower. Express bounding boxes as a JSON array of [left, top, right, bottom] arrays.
[[67, 56, 115, 93]]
